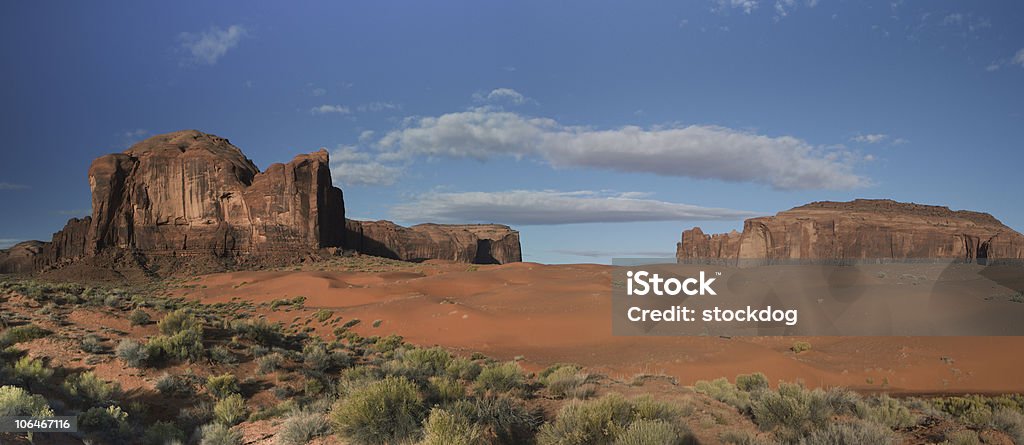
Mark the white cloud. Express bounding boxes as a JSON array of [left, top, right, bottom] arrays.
[[1014, 49, 1024, 67], [311, 88, 327, 97], [310, 104, 351, 115], [0, 239, 24, 249], [391, 190, 757, 225], [178, 25, 248, 65], [329, 146, 401, 186], [986, 63, 1001, 72], [851, 133, 888, 144], [377, 108, 869, 190], [473, 88, 530, 105], [0, 182, 29, 191], [358, 101, 401, 112], [942, 13, 963, 26], [714, 0, 759, 14], [119, 128, 149, 147]]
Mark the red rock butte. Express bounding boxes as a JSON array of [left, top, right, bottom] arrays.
[[0, 130, 521, 274], [677, 199, 1024, 263]]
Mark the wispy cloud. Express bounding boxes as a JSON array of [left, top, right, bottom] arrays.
[[357, 101, 401, 112], [985, 48, 1024, 72], [851, 133, 888, 144], [472, 88, 531, 105], [0, 182, 29, 191], [713, 0, 759, 14], [310, 104, 351, 115], [329, 146, 401, 186], [178, 25, 248, 66], [391, 190, 757, 225], [119, 128, 149, 147], [377, 108, 869, 190]]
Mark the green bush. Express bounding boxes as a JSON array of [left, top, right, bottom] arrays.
[[257, 352, 285, 374], [542, 365, 592, 399], [992, 408, 1024, 444], [313, 309, 333, 323], [447, 356, 482, 381], [13, 356, 53, 384], [330, 376, 425, 444], [206, 373, 241, 399], [475, 361, 527, 395], [63, 371, 119, 403], [275, 408, 330, 445], [302, 340, 333, 373], [115, 339, 149, 368], [934, 396, 994, 427], [419, 408, 484, 445], [865, 394, 916, 429], [694, 378, 752, 412], [209, 345, 237, 364], [0, 324, 51, 346], [427, 376, 465, 404], [736, 373, 770, 392], [214, 393, 247, 425], [797, 420, 894, 445], [232, 318, 285, 346], [159, 310, 200, 335], [146, 326, 204, 363], [156, 373, 194, 396], [0, 385, 53, 417], [200, 422, 244, 445], [143, 421, 186, 445], [79, 405, 129, 436], [536, 393, 688, 445], [613, 419, 688, 445], [447, 395, 539, 444], [750, 382, 830, 443], [790, 341, 811, 354], [385, 346, 453, 382], [80, 334, 106, 353], [129, 308, 152, 326]]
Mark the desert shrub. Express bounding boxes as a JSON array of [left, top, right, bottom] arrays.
[[790, 341, 811, 354], [536, 393, 688, 445], [79, 405, 129, 436], [313, 309, 333, 323], [330, 376, 425, 445], [542, 365, 592, 399], [302, 340, 333, 373], [232, 318, 285, 346], [63, 371, 119, 404], [206, 373, 241, 399], [115, 339, 149, 368], [427, 376, 465, 404], [796, 419, 894, 445], [736, 373, 770, 392], [822, 387, 865, 417], [214, 393, 247, 425], [419, 408, 484, 445], [147, 326, 204, 363], [694, 377, 752, 412], [386, 346, 453, 382], [942, 430, 981, 445], [209, 345, 237, 364], [200, 422, 244, 445], [0, 324, 51, 346], [275, 408, 330, 445], [446, 395, 539, 444], [374, 334, 404, 353], [159, 310, 200, 334], [719, 430, 778, 445], [178, 401, 215, 430], [475, 361, 527, 395], [992, 408, 1024, 444], [143, 421, 186, 445], [750, 382, 830, 443], [865, 394, 916, 429], [0, 385, 53, 417], [13, 356, 53, 384], [129, 308, 152, 326], [156, 373, 194, 396], [447, 356, 482, 381], [80, 334, 106, 353], [614, 419, 689, 445], [257, 352, 285, 374], [934, 396, 994, 427]]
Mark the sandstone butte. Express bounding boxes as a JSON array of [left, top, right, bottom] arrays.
[[677, 199, 1024, 264], [0, 130, 521, 274]]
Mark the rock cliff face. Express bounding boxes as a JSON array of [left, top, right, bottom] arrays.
[[345, 220, 521, 264], [0, 241, 46, 274], [10, 130, 521, 274], [677, 199, 1024, 263]]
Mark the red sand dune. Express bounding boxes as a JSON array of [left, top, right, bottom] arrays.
[[183, 261, 1024, 394]]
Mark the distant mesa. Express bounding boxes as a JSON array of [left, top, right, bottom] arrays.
[[0, 130, 520, 275], [677, 199, 1024, 264]]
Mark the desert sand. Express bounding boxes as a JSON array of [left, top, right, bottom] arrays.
[[178, 259, 1024, 395]]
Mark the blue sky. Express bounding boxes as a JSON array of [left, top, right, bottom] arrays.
[[1, 1, 1022, 263]]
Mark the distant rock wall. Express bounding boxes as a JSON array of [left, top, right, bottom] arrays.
[[678, 199, 1024, 263], [345, 220, 521, 264], [0, 241, 46, 274]]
